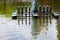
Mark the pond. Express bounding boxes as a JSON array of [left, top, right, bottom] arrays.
[[0, 2, 60, 40]]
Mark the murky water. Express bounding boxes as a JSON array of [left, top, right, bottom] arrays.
[[0, 14, 58, 40], [0, 2, 60, 40]]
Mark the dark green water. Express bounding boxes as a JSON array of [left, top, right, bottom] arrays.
[[0, 2, 60, 40]]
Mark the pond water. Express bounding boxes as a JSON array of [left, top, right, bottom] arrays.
[[0, 2, 60, 40]]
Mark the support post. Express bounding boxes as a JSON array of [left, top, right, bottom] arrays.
[[25, 6, 27, 24], [29, 6, 30, 24], [21, 6, 23, 24], [17, 6, 20, 25]]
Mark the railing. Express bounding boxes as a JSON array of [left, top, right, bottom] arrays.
[[12, 5, 53, 25]]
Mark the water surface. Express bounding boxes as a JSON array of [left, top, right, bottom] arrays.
[[0, 2, 60, 40]]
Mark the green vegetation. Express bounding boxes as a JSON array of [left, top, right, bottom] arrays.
[[37, 0, 60, 12], [0, 2, 32, 17]]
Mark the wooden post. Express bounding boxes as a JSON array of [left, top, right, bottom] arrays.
[[46, 6, 49, 24], [49, 6, 52, 22], [43, 6, 45, 22], [49, 6, 52, 13], [25, 6, 27, 24], [39, 6, 41, 23], [43, 6, 45, 13], [17, 6, 20, 25], [21, 6, 23, 24], [29, 6, 30, 24], [17, 6, 20, 14], [39, 6, 41, 13], [46, 5, 49, 13]]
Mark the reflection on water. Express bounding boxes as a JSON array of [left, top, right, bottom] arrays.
[[32, 17, 58, 40], [57, 19, 60, 40], [0, 14, 59, 40]]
